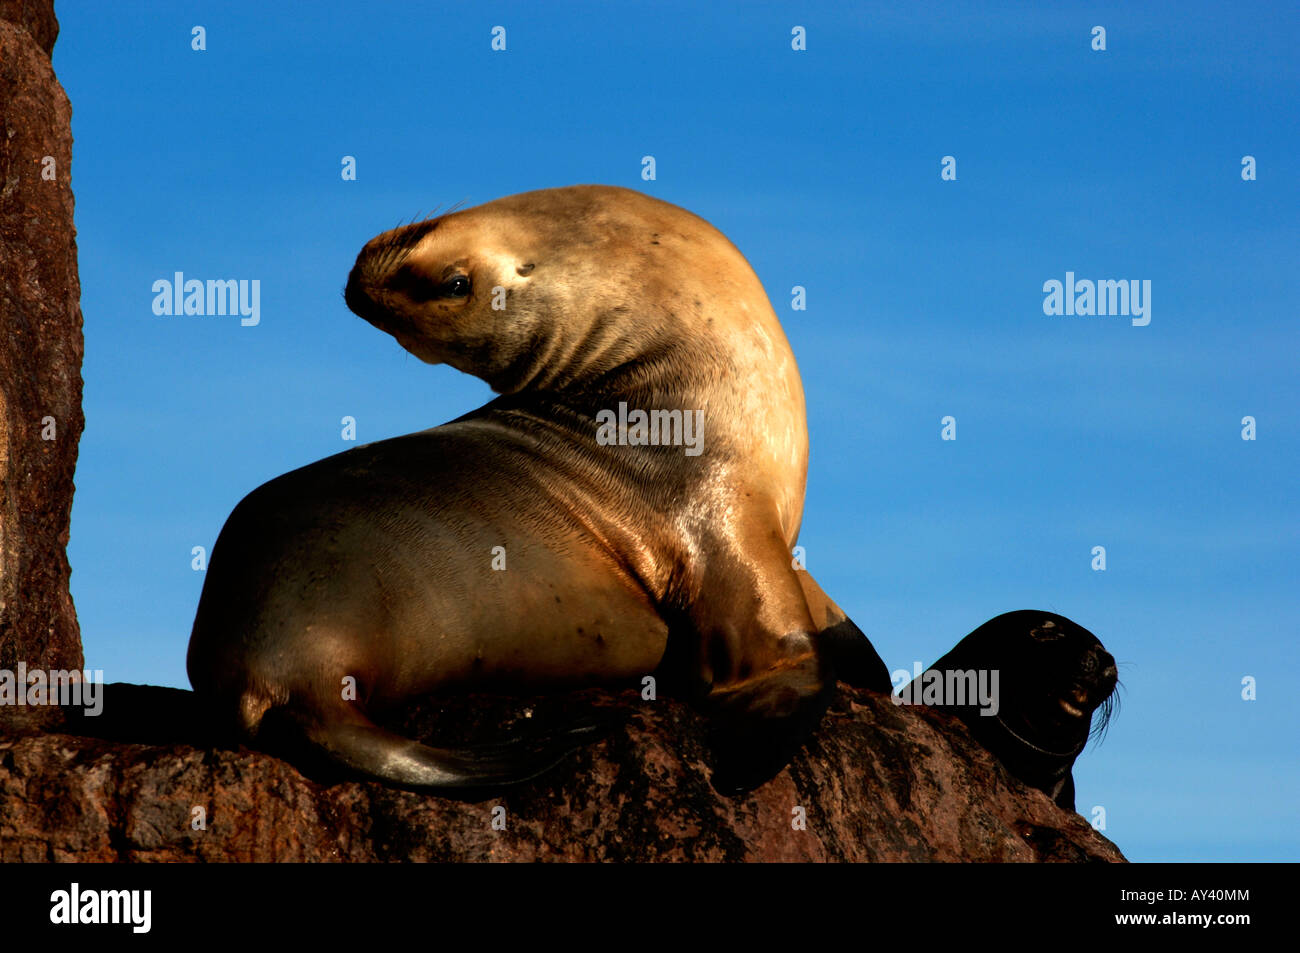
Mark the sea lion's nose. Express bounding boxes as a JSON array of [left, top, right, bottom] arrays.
[[344, 262, 372, 317], [1082, 645, 1117, 689]]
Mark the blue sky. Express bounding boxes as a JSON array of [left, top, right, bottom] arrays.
[[54, 1, 1297, 860]]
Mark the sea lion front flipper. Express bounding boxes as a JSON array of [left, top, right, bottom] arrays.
[[1053, 773, 1076, 812], [796, 572, 892, 693], [687, 523, 834, 794]]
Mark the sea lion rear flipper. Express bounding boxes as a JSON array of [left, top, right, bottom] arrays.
[[274, 708, 599, 789]]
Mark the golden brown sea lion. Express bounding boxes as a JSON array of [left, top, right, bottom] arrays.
[[186, 185, 890, 792]]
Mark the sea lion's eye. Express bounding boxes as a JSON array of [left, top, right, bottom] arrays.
[[390, 265, 468, 302]]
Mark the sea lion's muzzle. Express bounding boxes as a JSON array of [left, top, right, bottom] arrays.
[[343, 265, 379, 324], [1060, 646, 1117, 719]]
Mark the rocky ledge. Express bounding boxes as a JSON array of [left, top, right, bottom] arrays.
[[0, 683, 1124, 862]]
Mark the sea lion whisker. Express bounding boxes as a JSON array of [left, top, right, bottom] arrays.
[[1089, 683, 1121, 743]]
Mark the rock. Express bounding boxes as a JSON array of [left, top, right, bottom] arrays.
[[0, 683, 1125, 861], [0, 0, 84, 692], [0, 0, 58, 56]]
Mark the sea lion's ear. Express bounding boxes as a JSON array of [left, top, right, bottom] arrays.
[[1030, 620, 1063, 641], [516, 263, 535, 276]]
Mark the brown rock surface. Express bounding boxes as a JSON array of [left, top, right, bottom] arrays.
[[0, 1, 58, 56], [0, 0, 84, 686], [0, 684, 1125, 862]]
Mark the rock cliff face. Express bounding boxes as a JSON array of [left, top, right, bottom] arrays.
[[0, 0, 84, 689], [0, 684, 1125, 862], [0, 1, 58, 56]]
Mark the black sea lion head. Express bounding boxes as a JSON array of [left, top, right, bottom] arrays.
[[907, 610, 1119, 811], [985, 610, 1118, 755]]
